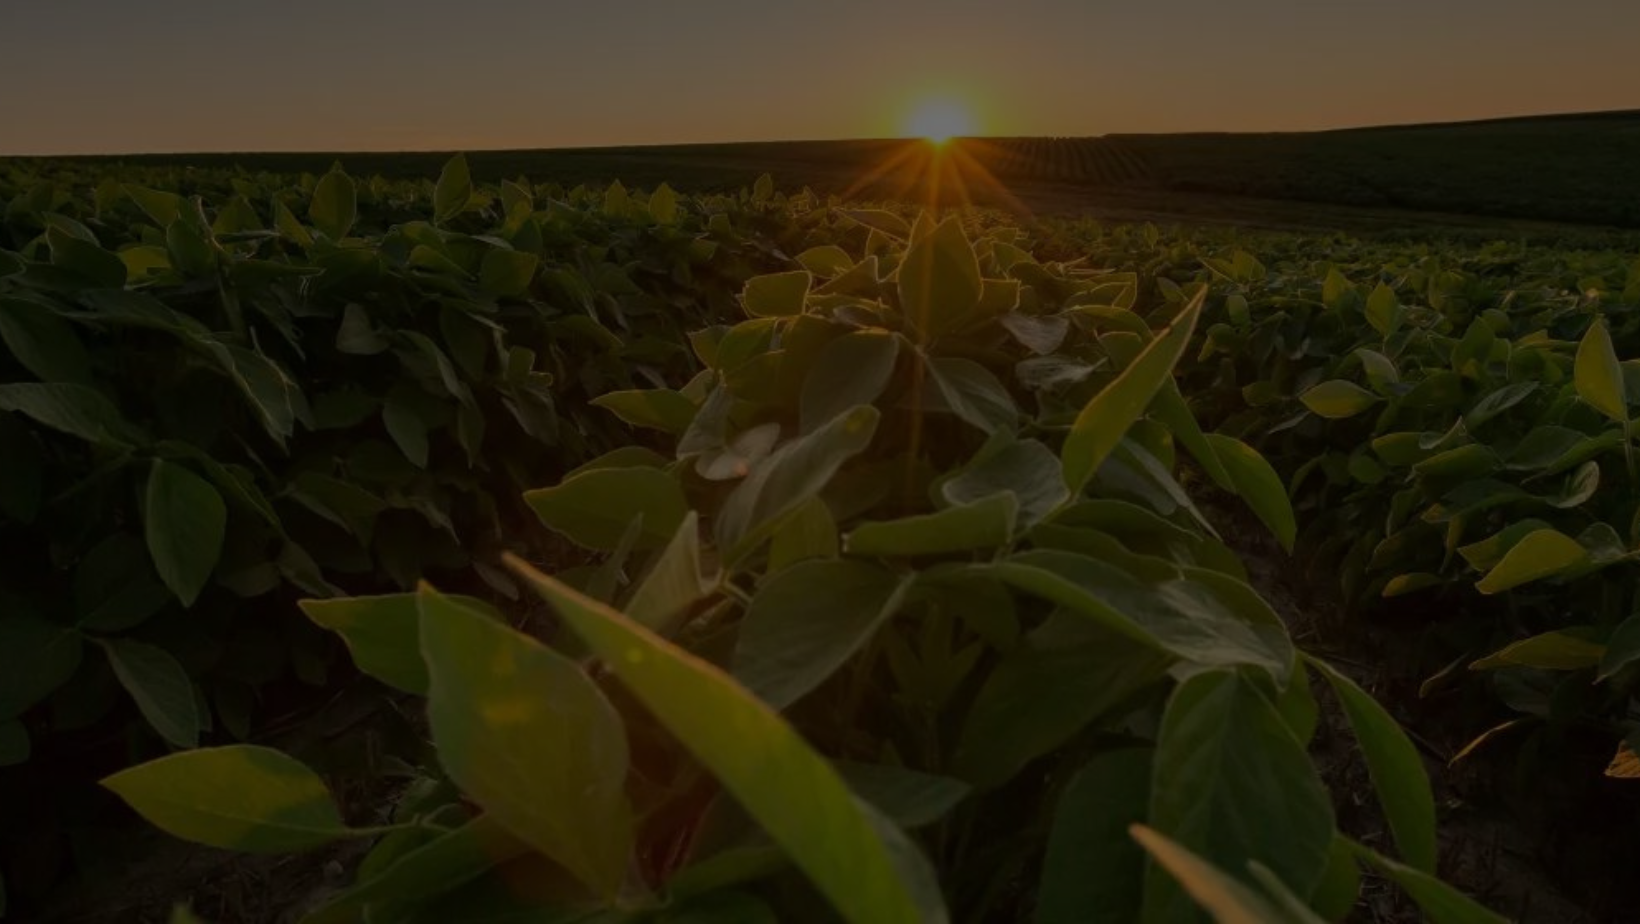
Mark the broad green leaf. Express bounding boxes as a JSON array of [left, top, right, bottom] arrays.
[[801, 330, 899, 433], [47, 226, 127, 287], [742, 271, 811, 318], [1350, 842, 1507, 924], [1473, 528, 1586, 594], [144, 460, 227, 607], [1575, 319, 1627, 425], [734, 559, 912, 710], [648, 182, 680, 224], [845, 493, 1017, 557], [1598, 613, 1640, 681], [125, 185, 183, 227], [953, 612, 1170, 788], [479, 247, 539, 298], [104, 639, 200, 749], [1203, 434, 1295, 552], [1365, 283, 1402, 337], [300, 593, 489, 695], [924, 357, 1018, 435], [1304, 655, 1435, 872], [0, 617, 84, 720], [434, 154, 473, 225], [768, 496, 839, 571], [0, 382, 138, 447], [1132, 826, 1319, 924], [418, 587, 632, 899], [943, 438, 1068, 529], [796, 244, 854, 276], [898, 216, 982, 340], [592, 389, 698, 434], [1300, 380, 1379, 419], [0, 296, 92, 384], [101, 745, 350, 853], [1036, 748, 1153, 924], [1142, 671, 1333, 924], [525, 466, 688, 552], [301, 814, 529, 924], [1309, 836, 1362, 921], [505, 556, 942, 924], [383, 394, 431, 468], [334, 303, 388, 355], [625, 513, 710, 634], [1152, 383, 1235, 491], [834, 761, 970, 828], [1062, 289, 1203, 494], [715, 406, 879, 561], [1470, 627, 1605, 671], [310, 170, 357, 241]]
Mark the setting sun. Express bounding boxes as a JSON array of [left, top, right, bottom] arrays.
[[905, 99, 976, 144]]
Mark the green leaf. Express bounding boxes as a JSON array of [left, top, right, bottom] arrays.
[[898, 216, 982, 340], [1142, 671, 1333, 924], [1575, 319, 1628, 425], [649, 183, 680, 224], [801, 330, 900, 433], [837, 208, 910, 240], [334, 303, 388, 355], [418, 586, 632, 899], [125, 185, 183, 227], [505, 556, 942, 924], [383, 393, 431, 468], [47, 225, 127, 287], [0, 382, 138, 447], [715, 406, 879, 561], [479, 247, 539, 298], [0, 617, 84, 720], [834, 761, 970, 828], [144, 460, 227, 608], [1203, 434, 1295, 552], [434, 154, 473, 225], [101, 745, 350, 853], [796, 245, 854, 276], [924, 357, 1018, 435], [1132, 826, 1321, 924], [592, 389, 698, 434], [1304, 655, 1435, 872], [625, 513, 710, 635], [734, 559, 912, 710], [0, 296, 92, 384], [1473, 528, 1587, 594], [943, 438, 1068, 529], [1350, 842, 1507, 924], [525, 466, 688, 552], [1037, 748, 1152, 924], [1470, 627, 1606, 671], [1062, 289, 1203, 495], [742, 271, 812, 318], [1598, 613, 1640, 681], [310, 170, 357, 241], [845, 493, 1017, 557], [768, 496, 839, 571], [301, 815, 528, 924], [1365, 283, 1402, 338], [953, 613, 1170, 788], [300, 593, 460, 695], [1300, 380, 1379, 419], [103, 639, 200, 749]]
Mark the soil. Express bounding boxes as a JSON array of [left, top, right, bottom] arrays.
[[1215, 497, 1629, 924]]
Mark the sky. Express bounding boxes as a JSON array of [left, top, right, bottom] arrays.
[[2, 0, 1636, 155]]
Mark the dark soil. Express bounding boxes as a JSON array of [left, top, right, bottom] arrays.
[[1215, 498, 1631, 923]]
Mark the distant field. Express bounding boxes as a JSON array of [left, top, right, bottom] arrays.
[[6, 110, 1638, 230]]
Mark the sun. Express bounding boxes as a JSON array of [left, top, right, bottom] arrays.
[[904, 99, 976, 145]]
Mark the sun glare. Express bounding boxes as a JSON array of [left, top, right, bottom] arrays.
[[905, 99, 975, 145]]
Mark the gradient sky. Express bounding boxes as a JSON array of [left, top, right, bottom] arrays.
[[3, 0, 1636, 155]]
